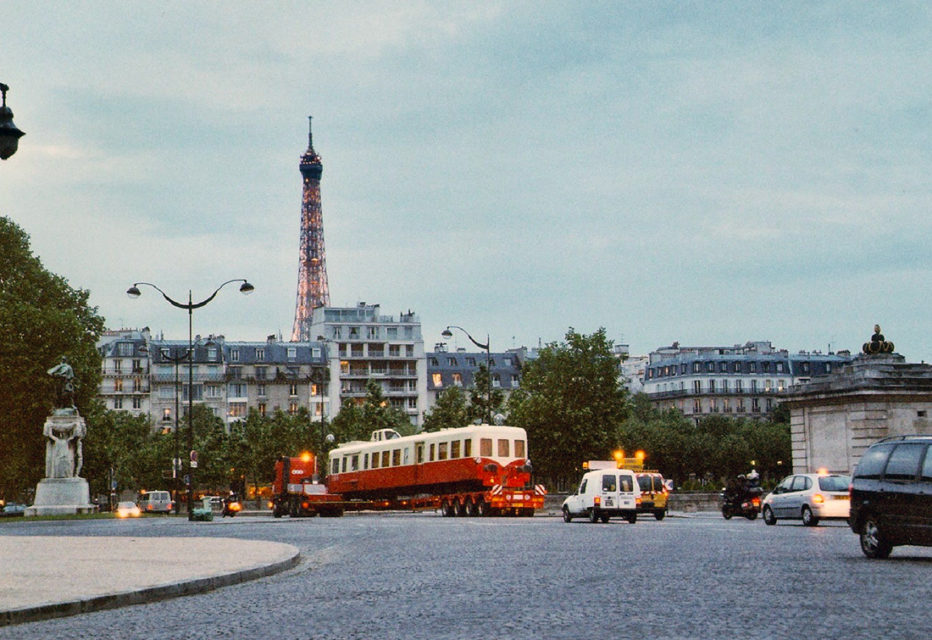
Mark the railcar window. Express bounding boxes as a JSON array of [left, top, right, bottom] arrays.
[[429, 443, 435, 462], [382, 451, 390, 467], [331, 459, 339, 474], [464, 439, 472, 457], [514, 440, 525, 458], [392, 449, 401, 466], [351, 455, 359, 471], [371, 452, 379, 469], [480, 438, 493, 457], [438, 442, 448, 460], [341, 457, 347, 473], [403, 448, 410, 464], [498, 439, 510, 457], [451, 441, 461, 458], [416, 446, 424, 464]]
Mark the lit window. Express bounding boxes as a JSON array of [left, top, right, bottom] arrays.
[[452, 373, 462, 386], [432, 373, 443, 387]]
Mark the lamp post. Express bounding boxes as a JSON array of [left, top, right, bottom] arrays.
[[0, 83, 26, 161], [160, 341, 208, 514], [127, 279, 254, 519], [441, 325, 492, 425]]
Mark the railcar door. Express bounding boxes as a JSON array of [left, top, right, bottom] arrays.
[[414, 441, 425, 484]]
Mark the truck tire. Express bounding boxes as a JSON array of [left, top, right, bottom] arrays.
[[589, 508, 600, 523]]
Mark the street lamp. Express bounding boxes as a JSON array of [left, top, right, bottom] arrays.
[[160, 340, 210, 514], [441, 325, 492, 425], [127, 279, 254, 519], [0, 83, 26, 161]]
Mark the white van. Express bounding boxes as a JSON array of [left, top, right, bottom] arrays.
[[139, 491, 173, 514], [562, 468, 641, 523]]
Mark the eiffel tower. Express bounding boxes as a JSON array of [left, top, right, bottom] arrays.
[[291, 116, 331, 341]]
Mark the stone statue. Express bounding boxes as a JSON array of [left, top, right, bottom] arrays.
[[44, 419, 85, 478], [47, 356, 76, 412], [862, 324, 895, 355]]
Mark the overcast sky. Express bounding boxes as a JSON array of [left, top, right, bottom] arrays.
[[3, 2, 930, 361]]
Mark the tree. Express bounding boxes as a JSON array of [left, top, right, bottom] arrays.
[[423, 386, 470, 432], [467, 364, 506, 424], [508, 328, 627, 488], [0, 217, 105, 498]]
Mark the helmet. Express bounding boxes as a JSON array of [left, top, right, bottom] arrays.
[[737, 474, 746, 480]]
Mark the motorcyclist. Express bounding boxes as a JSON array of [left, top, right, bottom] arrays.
[[222, 491, 239, 517]]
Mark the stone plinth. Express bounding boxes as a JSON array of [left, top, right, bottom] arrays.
[[25, 477, 95, 516], [783, 354, 932, 474]]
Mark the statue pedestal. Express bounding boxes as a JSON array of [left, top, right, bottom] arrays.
[[25, 477, 95, 517]]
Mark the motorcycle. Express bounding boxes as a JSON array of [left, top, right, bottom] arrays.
[[222, 497, 242, 518], [721, 487, 762, 520]]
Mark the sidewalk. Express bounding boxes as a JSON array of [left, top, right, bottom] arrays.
[[0, 536, 299, 627]]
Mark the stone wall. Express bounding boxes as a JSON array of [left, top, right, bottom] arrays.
[[784, 354, 932, 474]]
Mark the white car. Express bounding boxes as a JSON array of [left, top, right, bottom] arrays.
[[115, 501, 141, 518], [562, 468, 640, 524], [762, 472, 850, 526]]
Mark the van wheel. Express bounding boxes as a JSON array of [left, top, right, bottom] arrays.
[[626, 512, 637, 524], [860, 516, 892, 559], [654, 509, 666, 521], [801, 506, 819, 527], [562, 506, 573, 523], [589, 508, 600, 523]]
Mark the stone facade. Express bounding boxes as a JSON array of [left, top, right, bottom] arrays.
[[782, 354, 932, 474]]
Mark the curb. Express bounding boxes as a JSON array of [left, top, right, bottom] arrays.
[[0, 547, 300, 628]]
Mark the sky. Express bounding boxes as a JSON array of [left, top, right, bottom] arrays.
[[2, 2, 930, 362]]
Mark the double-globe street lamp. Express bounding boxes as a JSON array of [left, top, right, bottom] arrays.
[[127, 279, 254, 519], [0, 82, 26, 161], [441, 325, 492, 425]]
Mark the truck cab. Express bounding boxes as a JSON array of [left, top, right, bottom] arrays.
[[562, 468, 641, 524]]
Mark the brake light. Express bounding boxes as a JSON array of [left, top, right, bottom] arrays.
[[812, 494, 824, 504], [752, 497, 760, 507]]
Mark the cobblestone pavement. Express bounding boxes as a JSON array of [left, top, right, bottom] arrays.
[[2, 512, 931, 640]]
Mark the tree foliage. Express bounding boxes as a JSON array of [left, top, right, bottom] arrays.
[[422, 386, 470, 432], [467, 364, 505, 424], [618, 394, 792, 488], [0, 217, 105, 499], [508, 328, 628, 487]]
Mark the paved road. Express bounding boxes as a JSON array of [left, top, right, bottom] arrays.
[[2, 512, 931, 639]]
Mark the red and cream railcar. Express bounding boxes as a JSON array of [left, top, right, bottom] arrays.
[[327, 425, 545, 516]]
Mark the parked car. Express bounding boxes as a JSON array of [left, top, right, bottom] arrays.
[[562, 468, 640, 523], [636, 472, 669, 520], [762, 472, 850, 526], [849, 435, 932, 558], [138, 490, 173, 514], [0, 502, 26, 517], [115, 501, 141, 518]]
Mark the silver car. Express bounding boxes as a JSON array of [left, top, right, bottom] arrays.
[[762, 472, 850, 526]]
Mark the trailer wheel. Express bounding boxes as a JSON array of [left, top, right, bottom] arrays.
[[443, 501, 456, 517], [467, 499, 480, 517], [477, 499, 491, 517], [455, 499, 468, 517]]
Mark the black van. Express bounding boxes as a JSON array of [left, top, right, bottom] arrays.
[[849, 435, 932, 558]]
